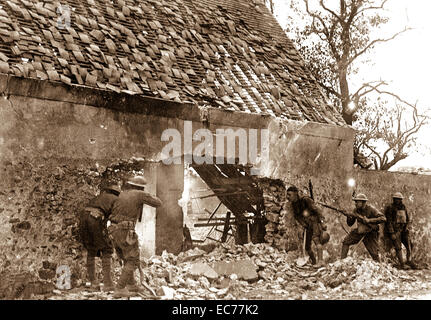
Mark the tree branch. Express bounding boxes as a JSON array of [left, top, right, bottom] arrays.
[[351, 80, 387, 102], [355, 0, 389, 16], [318, 81, 341, 98], [319, 0, 343, 23], [348, 27, 411, 65]]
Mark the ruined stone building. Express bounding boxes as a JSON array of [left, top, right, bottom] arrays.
[[1, 0, 429, 297]]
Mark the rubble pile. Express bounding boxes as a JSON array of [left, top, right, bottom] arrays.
[[257, 179, 301, 252], [42, 242, 431, 300]]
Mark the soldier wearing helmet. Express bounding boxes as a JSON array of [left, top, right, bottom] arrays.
[[108, 175, 162, 298], [78, 181, 121, 292], [384, 192, 414, 269], [286, 185, 328, 267], [340, 193, 386, 262]]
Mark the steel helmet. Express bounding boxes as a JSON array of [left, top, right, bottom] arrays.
[[320, 231, 330, 245], [104, 184, 121, 194], [127, 176, 147, 188], [100, 181, 121, 194], [353, 193, 368, 201], [392, 192, 404, 199], [286, 186, 299, 193]]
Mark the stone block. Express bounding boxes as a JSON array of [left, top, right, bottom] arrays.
[[189, 262, 218, 280], [212, 259, 258, 282], [38, 268, 56, 280], [266, 212, 280, 223]]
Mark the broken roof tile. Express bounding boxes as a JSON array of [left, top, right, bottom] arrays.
[[46, 69, 60, 81], [85, 73, 97, 86], [0, 0, 344, 125], [0, 61, 9, 73], [120, 43, 131, 54], [78, 33, 91, 44], [105, 38, 116, 54]]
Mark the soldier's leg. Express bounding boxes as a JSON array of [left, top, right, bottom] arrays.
[[312, 222, 324, 265], [114, 230, 140, 297], [401, 229, 412, 262], [305, 227, 316, 265], [101, 248, 114, 291], [341, 230, 362, 259], [86, 252, 96, 283], [313, 238, 324, 266], [81, 213, 96, 284], [363, 231, 380, 262], [401, 229, 417, 268], [391, 230, 405, 267], [126, 244, 143, 292]]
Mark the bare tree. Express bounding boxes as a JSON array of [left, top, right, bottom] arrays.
[[281, 0, 430, 170], [285, 0, 411, 124], [355, 95, 429, 170]]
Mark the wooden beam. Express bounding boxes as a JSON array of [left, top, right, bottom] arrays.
[[191, 191, 248, 200], [194, 222, 226, 227], [221, 212, 231, 242], [210, 176, 254, 186]]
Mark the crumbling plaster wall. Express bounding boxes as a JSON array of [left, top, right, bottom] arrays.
[[353, 169, 431, 265], [260, 118, 356, 260], [260, 118, 431, 265], [0, 78, 187, 296], [0, 75, 270, 296]]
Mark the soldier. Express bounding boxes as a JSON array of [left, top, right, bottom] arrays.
[[78, 181, 121, 291], [108, 176, 162, 298], [384, 192, 414, 269], [286, 186, 328, 267], [340, 193, 386, 262]]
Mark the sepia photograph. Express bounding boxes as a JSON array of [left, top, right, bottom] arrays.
[[0, 0, 430, 305]]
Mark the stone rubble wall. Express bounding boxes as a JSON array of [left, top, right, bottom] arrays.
[[0, 156, 149, 299], [256, 178, 302, 253]]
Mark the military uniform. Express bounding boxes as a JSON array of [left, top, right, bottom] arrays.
[[291, 196, 326, 265], [78, 189, 119, 289], [384, 201, 412, 267], [341, 204, 386, 261], [108, 189, 162, 291]]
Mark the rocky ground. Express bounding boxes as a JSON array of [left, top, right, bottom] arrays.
[[20, 243, 431, 300]]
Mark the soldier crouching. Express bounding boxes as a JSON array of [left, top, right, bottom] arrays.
[[341, 193, 386, 262]]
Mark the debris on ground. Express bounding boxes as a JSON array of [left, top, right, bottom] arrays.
[[37, 242, 431, 300]]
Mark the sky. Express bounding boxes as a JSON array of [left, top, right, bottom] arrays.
[[271, 0, 431, 170]]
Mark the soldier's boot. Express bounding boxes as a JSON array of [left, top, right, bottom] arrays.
[[86, 255, 99, 291], [101, 255, 114, 292], [395, 249, 404, 268], [113, 262, 133, 298], [405, 241, 416, 268], [126, 264, 146, 293], [340, 245, 349, 259], [406, 260, 418, 269], [370, 253, 380, 263]]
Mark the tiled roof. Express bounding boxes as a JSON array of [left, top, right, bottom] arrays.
[[0, 0, 345, 125]]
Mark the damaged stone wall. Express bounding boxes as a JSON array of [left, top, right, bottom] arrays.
[[257, 118, 356, 261], [353, 169, 431, 266], [0, 156, 154, 299], [256, 178, 301, 252], [254, 169, 431, 267]]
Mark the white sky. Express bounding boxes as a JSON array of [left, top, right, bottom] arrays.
[[272, 0, 431, 170]]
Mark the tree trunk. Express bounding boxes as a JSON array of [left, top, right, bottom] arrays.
[[339, 68, 352, 124]]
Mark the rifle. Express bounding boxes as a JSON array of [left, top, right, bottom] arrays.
[[317, 201, 367, 223]]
